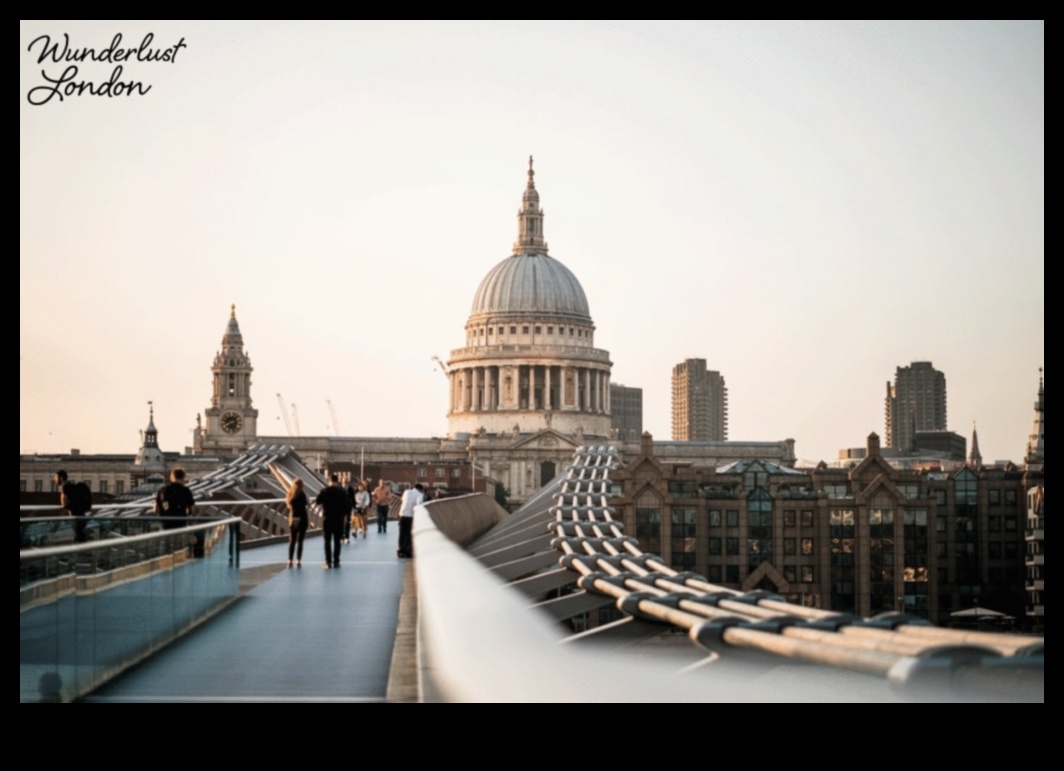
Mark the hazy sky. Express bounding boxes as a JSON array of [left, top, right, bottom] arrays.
[[20, 21, 1043, 465]]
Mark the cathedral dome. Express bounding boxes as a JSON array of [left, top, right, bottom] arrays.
[[447, 158, 612, 449], [470, 253, 591, 321]]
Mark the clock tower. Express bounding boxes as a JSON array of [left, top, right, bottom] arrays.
[[197, 305, 258, 454]]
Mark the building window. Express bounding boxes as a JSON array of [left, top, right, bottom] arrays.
[[20, 480, 26, 493], [116, 481, 125, 495], [726, 510, 739, 528], [801, 566, 815, 583], [707, 538, 721, 555], [726, 538, 739, 555], [1005, 490, 1018, 505], [535, 326, 541, 334], [34, 480, 43, 493], [784, 538, 796, 555], [801, 510, 814, 528], [823, 483, 851, 499], [671, 510, 697, 570], [726, 566, 740, 584], [989, 489, 1001, 506], [452, 468, 461, 479], [435, 468, 446, 479], [708, 510, 722, 527], [668, 481, 699, 499], [635, 508, 661, 555], [511, 326, 517, 335], [547, 326, 553, 335], [783, 510, 796, 528], [801, 538, 814, 556], [898, 484, 920, 500], [418, 468, 427, 479], [99, 480, 108, 494]]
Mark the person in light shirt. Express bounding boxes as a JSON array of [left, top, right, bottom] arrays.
[[396, 483, 424, 559]]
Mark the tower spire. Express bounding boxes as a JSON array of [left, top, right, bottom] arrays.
[[513, 156, 548, 255], [968, 421, 982, 467], [1026, 368, 1044, 469]]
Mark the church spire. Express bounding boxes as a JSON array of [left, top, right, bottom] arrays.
[[225, 304, 243, 345], [1026, 368, 1044, 469], [968, 421, 982, 467], [513, 155, 548, 255], [134, 400, 164, 469]]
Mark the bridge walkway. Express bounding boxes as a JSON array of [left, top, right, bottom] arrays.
[[89, 531, 408, 702]]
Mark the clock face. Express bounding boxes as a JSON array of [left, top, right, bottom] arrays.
[[221, 412, 243, 434]]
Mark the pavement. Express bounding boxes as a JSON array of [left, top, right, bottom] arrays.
[[89, 527, 409, 702]]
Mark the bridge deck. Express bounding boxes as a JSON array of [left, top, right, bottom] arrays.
[[90, 531, 407, 702]]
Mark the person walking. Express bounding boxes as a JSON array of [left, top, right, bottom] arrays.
[[353, 482, 371, 539], [373, 479, 393, 534], [55, 469, 92, 543], [397, 483, 424, 559], [285, 478, 309, 568], [154, 468, 196, 530], [315, 474, 351, 569]]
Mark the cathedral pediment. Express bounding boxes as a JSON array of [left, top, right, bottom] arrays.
[[510, 429, 581, 451]]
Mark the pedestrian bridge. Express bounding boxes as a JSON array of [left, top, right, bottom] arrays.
[[20, 446, 1044, 702]]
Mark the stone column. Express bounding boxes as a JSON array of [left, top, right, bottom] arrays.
[[530, 365, 537, 411], [545, 366, 553, 410], [463, 368, 472, 412], [583, 368, 591, 412]]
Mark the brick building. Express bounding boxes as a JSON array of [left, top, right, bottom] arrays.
[[612, 432, 1041, 627]]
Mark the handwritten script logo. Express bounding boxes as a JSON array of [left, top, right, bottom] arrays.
[[26, 32, 187, 106]]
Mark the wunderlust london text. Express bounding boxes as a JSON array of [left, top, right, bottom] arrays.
[[26, 33, 188, 106]]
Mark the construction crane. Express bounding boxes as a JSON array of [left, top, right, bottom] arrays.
[[290, 403, 301, 437], [432, 355, 450, 379], [276, 394, 293, 436], [327, 400, 342, 436]]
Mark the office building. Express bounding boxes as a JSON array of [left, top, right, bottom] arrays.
[[672, 359, 728, 441], [885, 361, 947, 450]]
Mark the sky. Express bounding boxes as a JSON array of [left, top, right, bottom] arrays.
[[20, 21, 1044, 465]]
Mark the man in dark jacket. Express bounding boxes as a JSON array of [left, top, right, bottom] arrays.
[[315, 473, 351, 569], [55, 469, 91, 543]]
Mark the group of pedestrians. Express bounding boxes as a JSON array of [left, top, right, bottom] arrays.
[[283, 474, 427, 568]]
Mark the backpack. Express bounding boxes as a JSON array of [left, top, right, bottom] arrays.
[[68, 481, 93, 514]]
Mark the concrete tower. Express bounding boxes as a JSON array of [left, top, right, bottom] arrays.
[[885, 362, 947, 450], [671, 359, 728, 441]]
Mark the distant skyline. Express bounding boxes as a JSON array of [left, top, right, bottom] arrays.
[[21, 21, 1044, 464]]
